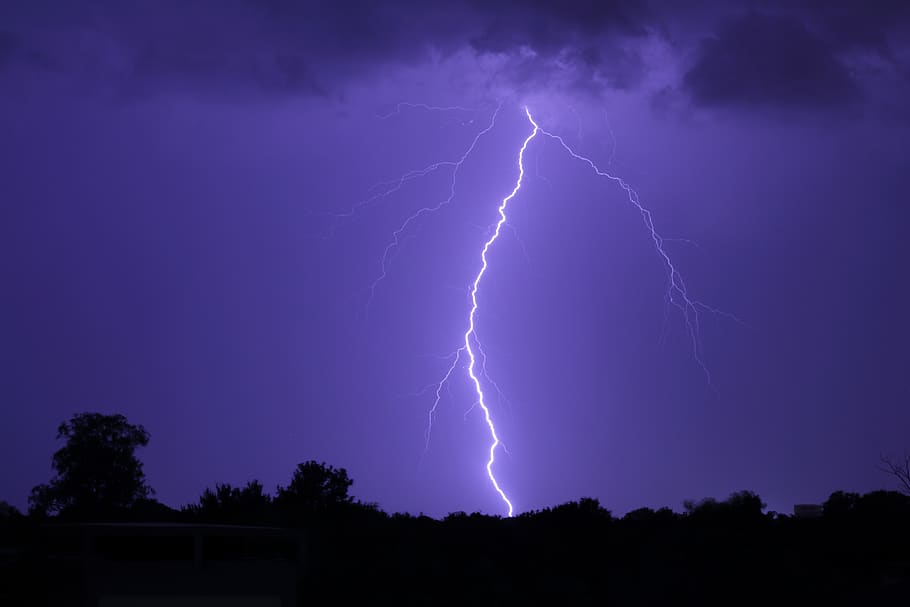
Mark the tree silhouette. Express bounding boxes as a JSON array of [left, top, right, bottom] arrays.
[[187, 480, 273, 525], [822, 490, 857, 520], [275, 461, 353, 522], [0, 500, 20, 519], [0, 500, 23, 538], [29, 412, 153, 518], [683, 490, 766, 523]]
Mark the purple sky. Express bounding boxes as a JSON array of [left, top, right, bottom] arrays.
[[2, 0, 909, 518]]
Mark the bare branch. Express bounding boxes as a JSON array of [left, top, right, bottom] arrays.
[[878, 453, 910, 495]]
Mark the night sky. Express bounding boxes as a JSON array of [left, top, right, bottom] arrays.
[[2, 0, 909, 518]]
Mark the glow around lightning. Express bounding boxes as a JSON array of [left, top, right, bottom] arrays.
[[354, 103, 727, 518]]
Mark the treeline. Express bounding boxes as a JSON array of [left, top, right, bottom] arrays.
[[5, 488, 909, 603], [2, 412, 909, 604]]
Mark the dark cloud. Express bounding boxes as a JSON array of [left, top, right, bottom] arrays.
[[467, 0, 650, 53], [787, 0, 910, 56], [0, 0, 907, 110], [0, 0, 658, 98], [683, 12, 861, 111], [126, 38, 325, 98], [0, 30, 17, 69], [466, 0, 654, 92], [0, 28, 56, 73]]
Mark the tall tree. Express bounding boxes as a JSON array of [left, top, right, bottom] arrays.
[[275, 461, 353, 522], [29, 412, 153, 518]]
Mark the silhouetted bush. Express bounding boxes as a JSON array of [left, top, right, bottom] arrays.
[[824, 490, 861, 518], [854, 490, 910, 521], [185, 480, 273, 526], [683, 490, 766, 524]]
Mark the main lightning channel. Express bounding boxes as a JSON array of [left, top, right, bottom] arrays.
[[462, 108, 540, 517], [462, 106, 731, 515], [352, 102, 734, 519]]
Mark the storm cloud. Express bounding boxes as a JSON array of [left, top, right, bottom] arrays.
[[682, 12, 860, 111], [1, 0, 907, 112]]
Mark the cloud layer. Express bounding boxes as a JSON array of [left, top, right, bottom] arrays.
[[1, 0, 907, 112]]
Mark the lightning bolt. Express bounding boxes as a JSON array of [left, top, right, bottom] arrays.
[[366, 103, 503, 305], [314, 102, 498, 249], [338, 102, 737, 518], [534, 121, 739, 383], [427, 106, 738, 516], [378, 102, 485, 120], [457, 107, 539, 517]]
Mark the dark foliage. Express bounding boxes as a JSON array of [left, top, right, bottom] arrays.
[[682, 489, 767, 524], [6, 414, 910, 604], [282, 489, 910, 605], [28, 413, 154, 520], [184, 480, 273, 526], [274, 460, 355, 524]]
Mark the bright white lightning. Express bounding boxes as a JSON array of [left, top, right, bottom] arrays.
[[344, 102, 735, 518], [428, 106, 737, 516], [459, 107, 540, 518]]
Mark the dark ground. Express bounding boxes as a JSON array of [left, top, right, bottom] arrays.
[[2, 490, 909, 605]]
